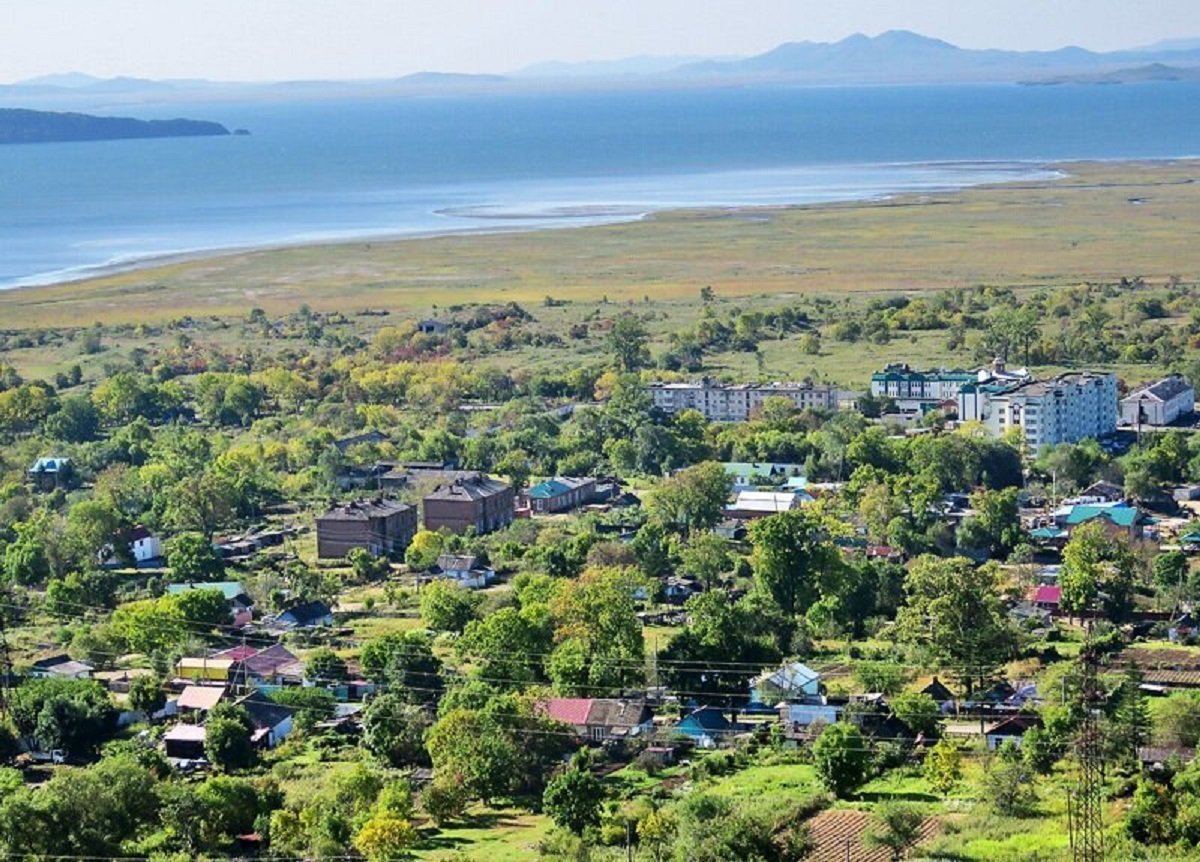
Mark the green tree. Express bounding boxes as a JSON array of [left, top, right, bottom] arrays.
[[629, 520, 672, 580], [419, 579, 481, 633], [45, 395, 101, 443], [9, 678, 115, 755], [1060, 521, 1137, 620], [543, 758, 604, 835], [648, 461, 731, 533], [923, 737, 963, 794], [749, 508, 842, 617], [204, 704, 255, 772], [607, 313, 650, 373], [548, 567, 645, 693], [353, 815, 418, 862], [362, 693, 432, 767], [983, 740, 1034, 815], [891, 691, 940, 736], [128, 673, 166, 716], [812, 722, 868, 797], [170, 588, 231, 631], [1153, 550, 1190, 609], [269, 687, 336, 733], [167, 532, 225, 581], [359, 632, 444, 703], [426, 708, 519, 803], [678, 531, 731, 590], [404, 529, 444, 571], [305, 647, 348, 684], [865, 802, 925, 862]]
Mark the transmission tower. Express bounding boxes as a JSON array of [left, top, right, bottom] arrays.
[[1073, 630, 1105, 862]]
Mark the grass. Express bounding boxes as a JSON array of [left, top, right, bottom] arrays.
[[413, 806, 553, 861], [2, 159, 1198, 328]]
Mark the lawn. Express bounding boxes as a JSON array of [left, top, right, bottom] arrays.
[[413, 807, 553, 861]]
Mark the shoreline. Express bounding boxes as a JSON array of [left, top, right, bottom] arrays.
[[0, 158, 1065, 293]]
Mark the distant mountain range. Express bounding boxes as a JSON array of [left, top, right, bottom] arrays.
[[4, 30, 1200, 106], [0, 107, 231, 145]]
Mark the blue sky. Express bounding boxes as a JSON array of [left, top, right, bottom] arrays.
[[3, 0, 1199, 82]]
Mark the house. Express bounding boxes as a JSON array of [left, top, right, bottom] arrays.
[[1138, 746, 1197, 770], [778, 698, 844, 731], [663, 576, 702, 605], [417, 318, 450, 334], [539, 698, 654, 743], [165, 581, 254, 627], [432, 554, 495, 589], [163, 724, 207, 760], [524, 477, 597, 514], [28, 655, 93, 680], [920, 678, 956, 707], [1028, 584, 1062, 611], [316, 498, 418, 559], [237, 694, 296, 749], [215, 643, 304, 688], [28, 456, 72, 490], [725, 490, 812, 520], [675, 706, 747, 748], [176, 685, 227, 715], [126, 525, 162, 563], [721, 462, 805, 491], [175, 657, 239, 683], [1078, 480, 1126, 503], [422, 473, 515, 535], [985, 714, 1042, 750], [750, 661, 821, 704], [1053, 502, 1145, 539], [274, 600, 334, 630], [1121, 375, 1196, 428], [713, 519, 748, 541], [333, 429, 388, 453]]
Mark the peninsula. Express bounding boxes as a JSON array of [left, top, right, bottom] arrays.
[[0, 107, 230, 145]]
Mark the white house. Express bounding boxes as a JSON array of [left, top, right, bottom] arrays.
[[1121, 375, 1196, 428], [725, 489, 813, 520], [434, 554, 495, 589], [750, 661, 821, 704], [127, 525, 162, 563]]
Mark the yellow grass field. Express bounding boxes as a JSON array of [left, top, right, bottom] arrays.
[[2, 159, 1199, 328]]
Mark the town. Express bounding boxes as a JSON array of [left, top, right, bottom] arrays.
[[3, 286, 1200, 861]]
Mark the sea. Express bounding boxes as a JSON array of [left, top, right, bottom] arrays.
[[1, 81, 1199, 290]]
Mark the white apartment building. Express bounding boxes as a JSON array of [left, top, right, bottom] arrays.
[[1120, 375, 1196, 427], [647, 378, 837, 421], [958, 372, 1118, 452], [870, 359, 1028, 413]]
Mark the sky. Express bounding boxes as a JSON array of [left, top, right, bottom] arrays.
[[2, 0, 1199, 83]]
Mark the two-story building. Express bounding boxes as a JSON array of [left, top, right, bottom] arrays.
[[1121, 374, 1196, 428], [316, 498, 418, 559], [422, 474, 515, 535]]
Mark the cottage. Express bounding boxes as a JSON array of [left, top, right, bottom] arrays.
[[238, 694, 296, 748], [1028, 584, 1062, 611], [126, 525, 162, 563], [920, 677, 956, 707], [215, 643, 303, 688], [985, 714, 1042, 750], [176, 685, 227, 715], [163, 724, 207, 760], [175, 657, 238, 683], [524, 477, 598, 514], [274, 600, 334, 630], [28, 655, 93, 680], [1053, 502, 1145, 539], [1121, 375, 1196, 428], [166, 581, 254, 627], [422, 473, 515, 535], [317, 498, 417, 559], [721, 462, 805, 491], [539, 698, 654, 743], [28, 456, 72, 490], [750, 661, 821, 704], [433, 554, 495, 589], [778, 698, 844, 731], [675, 706, 746, 748], [725, 490, 812, 520]]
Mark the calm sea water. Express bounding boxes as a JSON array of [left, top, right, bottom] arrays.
[[1, 82, 1198, 289]]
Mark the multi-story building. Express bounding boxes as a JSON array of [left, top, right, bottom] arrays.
[[870, 360, 1029, 414], [646, 378, 837, 422], [1120, 374, 1196, 428], [422, 473, 515, 535], [958, 372, 1118, 452], [316, 498, 418, 559]]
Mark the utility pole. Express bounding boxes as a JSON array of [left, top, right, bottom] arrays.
[[1073, 628, 1105, 862], [0, 588, 11, 720]]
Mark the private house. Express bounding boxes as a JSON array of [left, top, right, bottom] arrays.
[[985, 714, 1043, 750], [432, 554, 495, 589], [163, 724, 207, 760], [422, 473, 515, 535], [176, 685, 227, 716], [1028, 584, 1063, 611], [1077, 480, 1126, 504], [28, 654, 93, 680], [216, 643, 304, 688], [1053, 502, 1145, 539], [778, 697, 844, 731], [647, 378, 838, 422], [1121, 375, 1196, 428], [28, 456, 72, 490], [274, 600, 334, 630], [750, 661, 821, 704], [722, 462, 805, 491], [316, 498, 417, 559], [675, 706, 747, 748], [539, 698, 654, 743], [417, 319, 450, 334], [238, 694, 296, 749], [175, 657, 239, 684], [725, 489, 812, 520], [920, 678, 956, 708], [127, 525, 162, 563], [524, 476, 597, 514], [165, 581, 254, 627]]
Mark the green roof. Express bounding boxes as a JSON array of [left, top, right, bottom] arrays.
[[1030, 527, 1068, 540], [528, 479, 572, 499], [1180, 532, 1200, 544], [1063, 505, 1139, 528], [165, 581, 247, 601]]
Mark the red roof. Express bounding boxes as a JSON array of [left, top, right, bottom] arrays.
[[214, 645, 259, 661], [128, 524, 152, 542], [540, 698, 594, 726], [1029, 585, 1062, 605]]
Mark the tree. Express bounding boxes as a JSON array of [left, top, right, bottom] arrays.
[[458, 605, 552, 687], [750, 508, 842, 617], [548, 567, 645, 694], [678, 531, 731, 590], [353, 815, 418, 862], [891, 691, 940, 736], [866, 802, 925, 862], [893, 556, 1015, 693], [362, 693, 432, 767], [421, 775, 469, 826], [543, 758, 604, 835], [45, 395, 100, 443], [348, 546, 391, 580], [305, 647, 348, 684], [629, 520, 672, 580], [418, 579, 480, 633], [128, 673, 165, 716], [812, 722, 868, 797], [9, 678, 115, 755], [923, 737, 963, 794], [607, 313, 650, 373], [1153, 691, 1200, 748], [983, 740, 1034, 815], [648, 461, 731, 533], [1153, 550, 1190, 609], [270, 687, 336, 734], [426, 708, 519, 803], [171, 588, 231, 631], [1060, 521, 1137, 620], [359, 632, 444, 703], [404, 530, 444, 571], [167, 532, 224, 582], [204, 705, 255, 771], [495, 449, 531, 490], [958, 487, 1022, 558], [110, 598, 187, 655]]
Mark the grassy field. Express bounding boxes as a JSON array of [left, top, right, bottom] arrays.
[[1, 160, 1198, 328]]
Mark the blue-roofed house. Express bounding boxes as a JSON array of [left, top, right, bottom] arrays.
[[28, 457, 73, 490], [1053, 502, 1145, 539], [524, 476, 597, 514], [750, 661, 821, 705], [166, 581, 255, 627], [675, 706, 747, 749]]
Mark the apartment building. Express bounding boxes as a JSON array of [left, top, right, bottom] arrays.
[[958, 372, 1118, 452], [870, 359, 1029, 413], [646, 378, 837, 421]]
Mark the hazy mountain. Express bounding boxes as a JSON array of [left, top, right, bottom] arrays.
[[1023, 63, 1200, 86], [1135, 37, 1200, 53], [515, 54, 728, 78]]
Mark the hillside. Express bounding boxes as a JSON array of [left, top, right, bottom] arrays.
[[0, 107, 230, 145]]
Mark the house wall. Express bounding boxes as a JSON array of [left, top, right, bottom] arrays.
[[424, 486, 515, 534]]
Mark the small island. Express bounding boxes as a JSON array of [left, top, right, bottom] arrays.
[[0, 107, 231, 145]]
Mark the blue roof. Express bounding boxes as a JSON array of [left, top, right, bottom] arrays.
[[1029, 527, 1068, 540], [166, 581, 247, 601], [30, 457, 70, 472], [1064, 504, 1139, 528], [678, 706, 733, 732], [528, 479, 572, 499]]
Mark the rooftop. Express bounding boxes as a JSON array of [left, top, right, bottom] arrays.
[[424, 474, 511, 502], [165, 581, 248, 601], [318, 498, 413, 521], [1124, 374, 1194, 403], [177, 685, 227, 711]]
